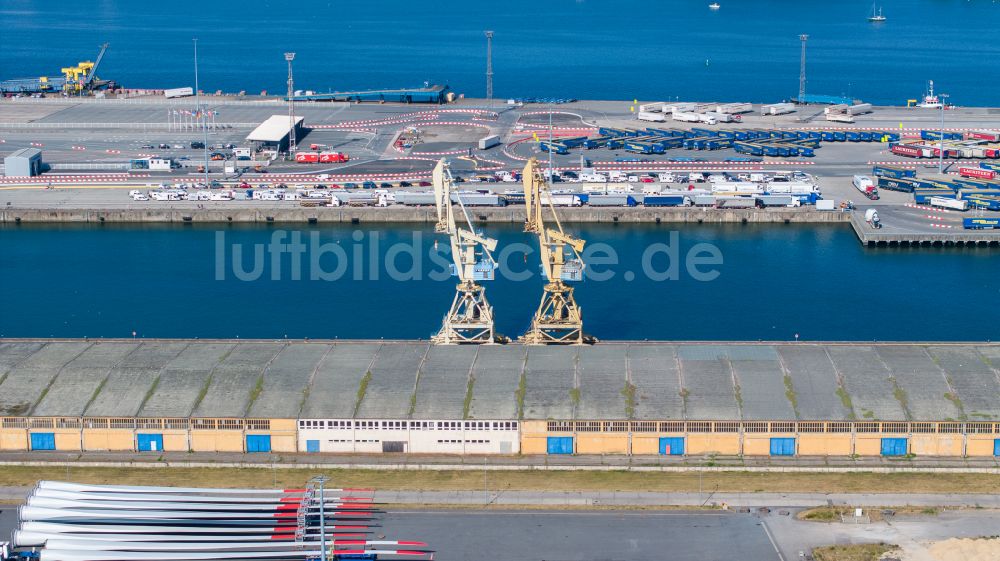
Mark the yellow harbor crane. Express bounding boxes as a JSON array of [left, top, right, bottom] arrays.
[[430, 159, 502, 344], [519, 158, 589, 345]]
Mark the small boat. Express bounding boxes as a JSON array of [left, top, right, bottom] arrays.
[[868, 1, 886, 22], [709, 3, 721, 9], [916, 80, 943, 109]]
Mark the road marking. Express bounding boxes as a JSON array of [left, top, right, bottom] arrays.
[[760, 519, 786, 561]]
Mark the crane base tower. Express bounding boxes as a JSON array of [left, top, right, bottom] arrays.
[[519, 281, 584, 345], [432, 281, 498, 345]]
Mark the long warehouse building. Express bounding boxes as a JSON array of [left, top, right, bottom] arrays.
[[0, 340, 999, 458]]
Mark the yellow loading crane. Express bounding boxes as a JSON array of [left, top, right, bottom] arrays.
[[430, 159, 502, 344], [519, 158, 589, 345]]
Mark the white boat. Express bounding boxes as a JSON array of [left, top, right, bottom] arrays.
[[868, 2, 886, 22], [916, 80, 943, 109], [708, 3, 720, 9]]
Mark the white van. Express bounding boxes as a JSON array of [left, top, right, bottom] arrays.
[[657, 172, 676, 183]]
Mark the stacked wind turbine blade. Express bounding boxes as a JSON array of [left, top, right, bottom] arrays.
[[14, 481, 431, 560]]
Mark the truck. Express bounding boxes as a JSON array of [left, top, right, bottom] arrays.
[[959, 166, 996, 180], [864, 208, 881, 228], [890, 144, 925, 158], [872, 165, 916, 179], [164, 87, 194, 99], [761, 103, 796, 116], [637, 111, 667, 122], [929, 196, 968, 211], [697, 113, 718, 125], [704, 111, 733, 123], [715, 102, 753, 114], [318, 152, 349, 163], [715, 197, 757, 209], [638, 102, 667, 113], [295, 152, 320, 163], [478, 135, 501, 150], [963, 217, 1000, 230], [542, 193, 582, 206], [643, 195, 686, 207], [852, 175, 879, 200], [672, 111, 701, 123]]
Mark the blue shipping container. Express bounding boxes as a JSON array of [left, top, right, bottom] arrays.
[[769, 438, 796, 456], [880, 438, 908, 456], [644, 195, 685, 207], [246, 434, 272, 453], [964, 217, 1000, 230], [137, 433, 164, 452], [30, 432, 55, 451], [659, 437, 685, 455], [547, 436, 574, 455], [306, 439, 320, 453]]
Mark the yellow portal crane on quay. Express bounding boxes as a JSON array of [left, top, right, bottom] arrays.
[[430, 159, 502, 344], [519, 158, 589, 345]]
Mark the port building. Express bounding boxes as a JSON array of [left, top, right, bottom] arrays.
[[0, 340, 998, 458], [3, 148, 43, 177], [246, 115, 305, 152]]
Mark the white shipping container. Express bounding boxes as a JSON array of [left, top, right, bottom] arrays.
[[637, 111, 667, 122], [847, 103, 873, 115], [762, 103, 796, 116], [824, 104, 849, 115], [665, 102, 698, 114], [164, 87, 194, 99], [704, 111, 732, 123], [826, 113, 855, 123], [672, 111, 701, 123], [929, 196, 968, 211], [716, 102, 753, 114], [478, 135, 501, 150], [638, 102, 666, 113], [815, 199, 836, 211]]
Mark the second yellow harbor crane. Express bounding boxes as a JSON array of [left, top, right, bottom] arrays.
[[430, 159, 502, 344], [519, 158, 589, 345]]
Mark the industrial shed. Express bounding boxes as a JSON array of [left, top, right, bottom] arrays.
[[246, 115, 305, 152], [0, 340, 999, 458], [3, 148, 42, 177]]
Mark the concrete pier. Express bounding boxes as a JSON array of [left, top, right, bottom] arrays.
[[0, 206, 852, 224]]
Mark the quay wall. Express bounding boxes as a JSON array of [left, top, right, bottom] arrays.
[[0, 207, 852, 224]]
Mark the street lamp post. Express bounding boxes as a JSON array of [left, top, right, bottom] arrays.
[[194, 39, 209, 186], [285, 53, 297, 155], [938, 93, 950, 174], [310, 475, 330, 561]]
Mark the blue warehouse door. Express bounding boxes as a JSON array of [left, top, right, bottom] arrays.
[[880, 438, 908, 456], [30, 433, 56, 451], [770, 438, 796, 456], [137, 433, 164, 452], [306, 440, 320, 453], [994, 439, 1000, 457], [546, 436, 574, 455], [659, 437, 685, 455], [246, 435, 272, 453]]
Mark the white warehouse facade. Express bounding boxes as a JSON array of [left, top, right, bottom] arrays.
[[297, 419, 520, 454]]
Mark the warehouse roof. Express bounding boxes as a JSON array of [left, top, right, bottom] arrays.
[[246, 115, 304, 143], [0, 340, 998, 422]]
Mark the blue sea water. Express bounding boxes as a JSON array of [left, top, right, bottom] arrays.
[[1, 0, 999, 105], [1, 223, 998, 341]]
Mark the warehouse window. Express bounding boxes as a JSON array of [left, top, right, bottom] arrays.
[[966, 422, 993, 434], [84, 418, 109, 429], [912, 422, 935, 434], [659, 421, 684, 433], [547, 421, 574, 432], [771, 421, 795, 433], [110, 418, 136, 429], [882, 422, 909, 434], [576, 421, 602, 433], [828, 422, 852, 433], [1, 418, 28, 429], [743, 422, 768, 433], [191, 419, 216, 430], [798, 422, 825, 433], [687, 421, 711, 433], [716, 421, 741, 433], [219, 419, 244, 430], [164, 418, 189, 430], [135, 418, 162, 430], [55, 418, 81, 429], [938, 422, 963, 434], [246, 419, 270, 431], [606, 421, 629, 433], [633, 421, 656, 433], [855, 422, 879, 433], [29, 418, 55, 429]]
